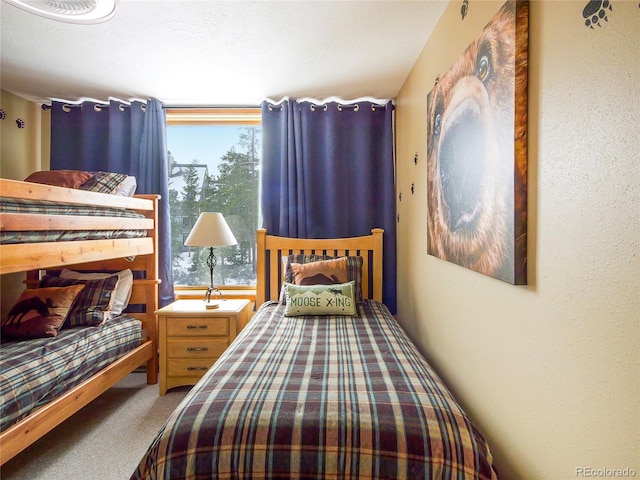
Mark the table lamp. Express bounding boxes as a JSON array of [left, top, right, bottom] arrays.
[[184, 212, 237, 308]]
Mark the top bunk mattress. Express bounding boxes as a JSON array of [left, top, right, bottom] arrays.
[[0, 198, 148, 244]]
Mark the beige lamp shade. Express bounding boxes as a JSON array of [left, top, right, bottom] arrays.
[[184, 213, 238, 248]]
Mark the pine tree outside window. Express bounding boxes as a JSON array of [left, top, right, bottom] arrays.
[[166, 108, 260, 288]]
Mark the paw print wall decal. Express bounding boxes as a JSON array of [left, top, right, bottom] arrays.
[[583, 0, 612, 28], [461, 0, 469, 20]]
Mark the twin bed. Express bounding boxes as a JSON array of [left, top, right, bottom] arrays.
[[0, 176, 160, 465], [1, 175, 498, 479], [131, 230, 498, 479]]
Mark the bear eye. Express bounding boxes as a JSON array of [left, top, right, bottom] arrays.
[[477, 54, 490, 83], [433, 113, 442, 137]]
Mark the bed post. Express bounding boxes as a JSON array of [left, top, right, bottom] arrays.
[[138, 194, 160, 385], [371, 228, 384, 303], [256, 228, 267, 307]]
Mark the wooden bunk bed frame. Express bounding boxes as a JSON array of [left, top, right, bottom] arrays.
[[0, 178, 160, 465], [256, 227, 383, 305]]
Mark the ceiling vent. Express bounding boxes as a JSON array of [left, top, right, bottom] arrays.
[[2, 0, 117, 24]]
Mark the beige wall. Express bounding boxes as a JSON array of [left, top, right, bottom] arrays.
[[395, 1, 639, 479], [0, 90, 45, 178], [0, 90, 50, 315]]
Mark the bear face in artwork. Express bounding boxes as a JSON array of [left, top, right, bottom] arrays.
[[427, 0, 527, 284]]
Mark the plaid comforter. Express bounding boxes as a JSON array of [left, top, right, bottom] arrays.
[[0, 197, 147, 244], [132, 301, 498, 480], [0, 315, 141, 431]]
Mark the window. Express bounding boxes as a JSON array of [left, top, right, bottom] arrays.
[[166, 108, 261, 287]]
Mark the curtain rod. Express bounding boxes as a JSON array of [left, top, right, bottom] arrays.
[[41, 102, 145, 112], [164, 105, 259, 110], [42, 103, 260, 111], [266, 102, 394, 112]]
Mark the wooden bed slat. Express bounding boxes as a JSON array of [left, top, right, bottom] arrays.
[[0, 178, 153, 210], [0, 238, 154, 275], [59, 256, 153, 274], [0, 213, 154, 231]]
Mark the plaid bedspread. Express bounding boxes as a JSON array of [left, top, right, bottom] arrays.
[[0, 315, 141, 432], [0, 197, 147, 244], [132, 301, 498, 480]]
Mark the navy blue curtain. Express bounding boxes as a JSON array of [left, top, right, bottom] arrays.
[[51, 99, 175, 307], [261, 99, 396, 312]]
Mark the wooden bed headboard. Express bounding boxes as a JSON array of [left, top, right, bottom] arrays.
[[256, 228, 383, 306]]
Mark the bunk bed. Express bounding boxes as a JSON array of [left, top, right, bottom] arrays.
[[0, 177, 160, 465], [131, 229, 498, 479]]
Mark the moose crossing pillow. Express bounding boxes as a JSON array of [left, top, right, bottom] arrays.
[[283, 281, 357, 317], [1, 285, 86, 339]]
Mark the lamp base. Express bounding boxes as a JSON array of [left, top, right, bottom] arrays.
[[204, 285, 223, 309]]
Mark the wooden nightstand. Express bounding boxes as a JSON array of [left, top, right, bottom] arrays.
[[157, 298, 251, 395]]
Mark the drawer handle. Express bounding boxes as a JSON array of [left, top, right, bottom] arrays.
[[187, 367, 208, 371], [186, 325, 208, 329], [187, 347, 209, 352]]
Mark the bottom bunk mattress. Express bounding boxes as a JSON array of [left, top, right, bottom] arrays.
[[0, 315, 142, 431], [132, 301, 497, 480]]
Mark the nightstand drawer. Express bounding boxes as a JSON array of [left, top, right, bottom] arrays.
[[167, 338, 229, 358], [166, 317, 229, 337], [167, 358, 217, 377]]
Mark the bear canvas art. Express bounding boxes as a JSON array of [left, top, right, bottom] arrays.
[[427, 0, 528, 284]]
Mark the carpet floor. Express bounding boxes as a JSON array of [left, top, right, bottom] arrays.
[[1, 372, 190, 480]]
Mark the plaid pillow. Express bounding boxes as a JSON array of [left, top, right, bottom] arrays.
[[59, 268, 133, 317], [281, 254, 364, 303], [39, 275, 119, 327], [79, 171, 128, 194]]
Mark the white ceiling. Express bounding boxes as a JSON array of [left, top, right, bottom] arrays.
[[0, 0, 447, 106]]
